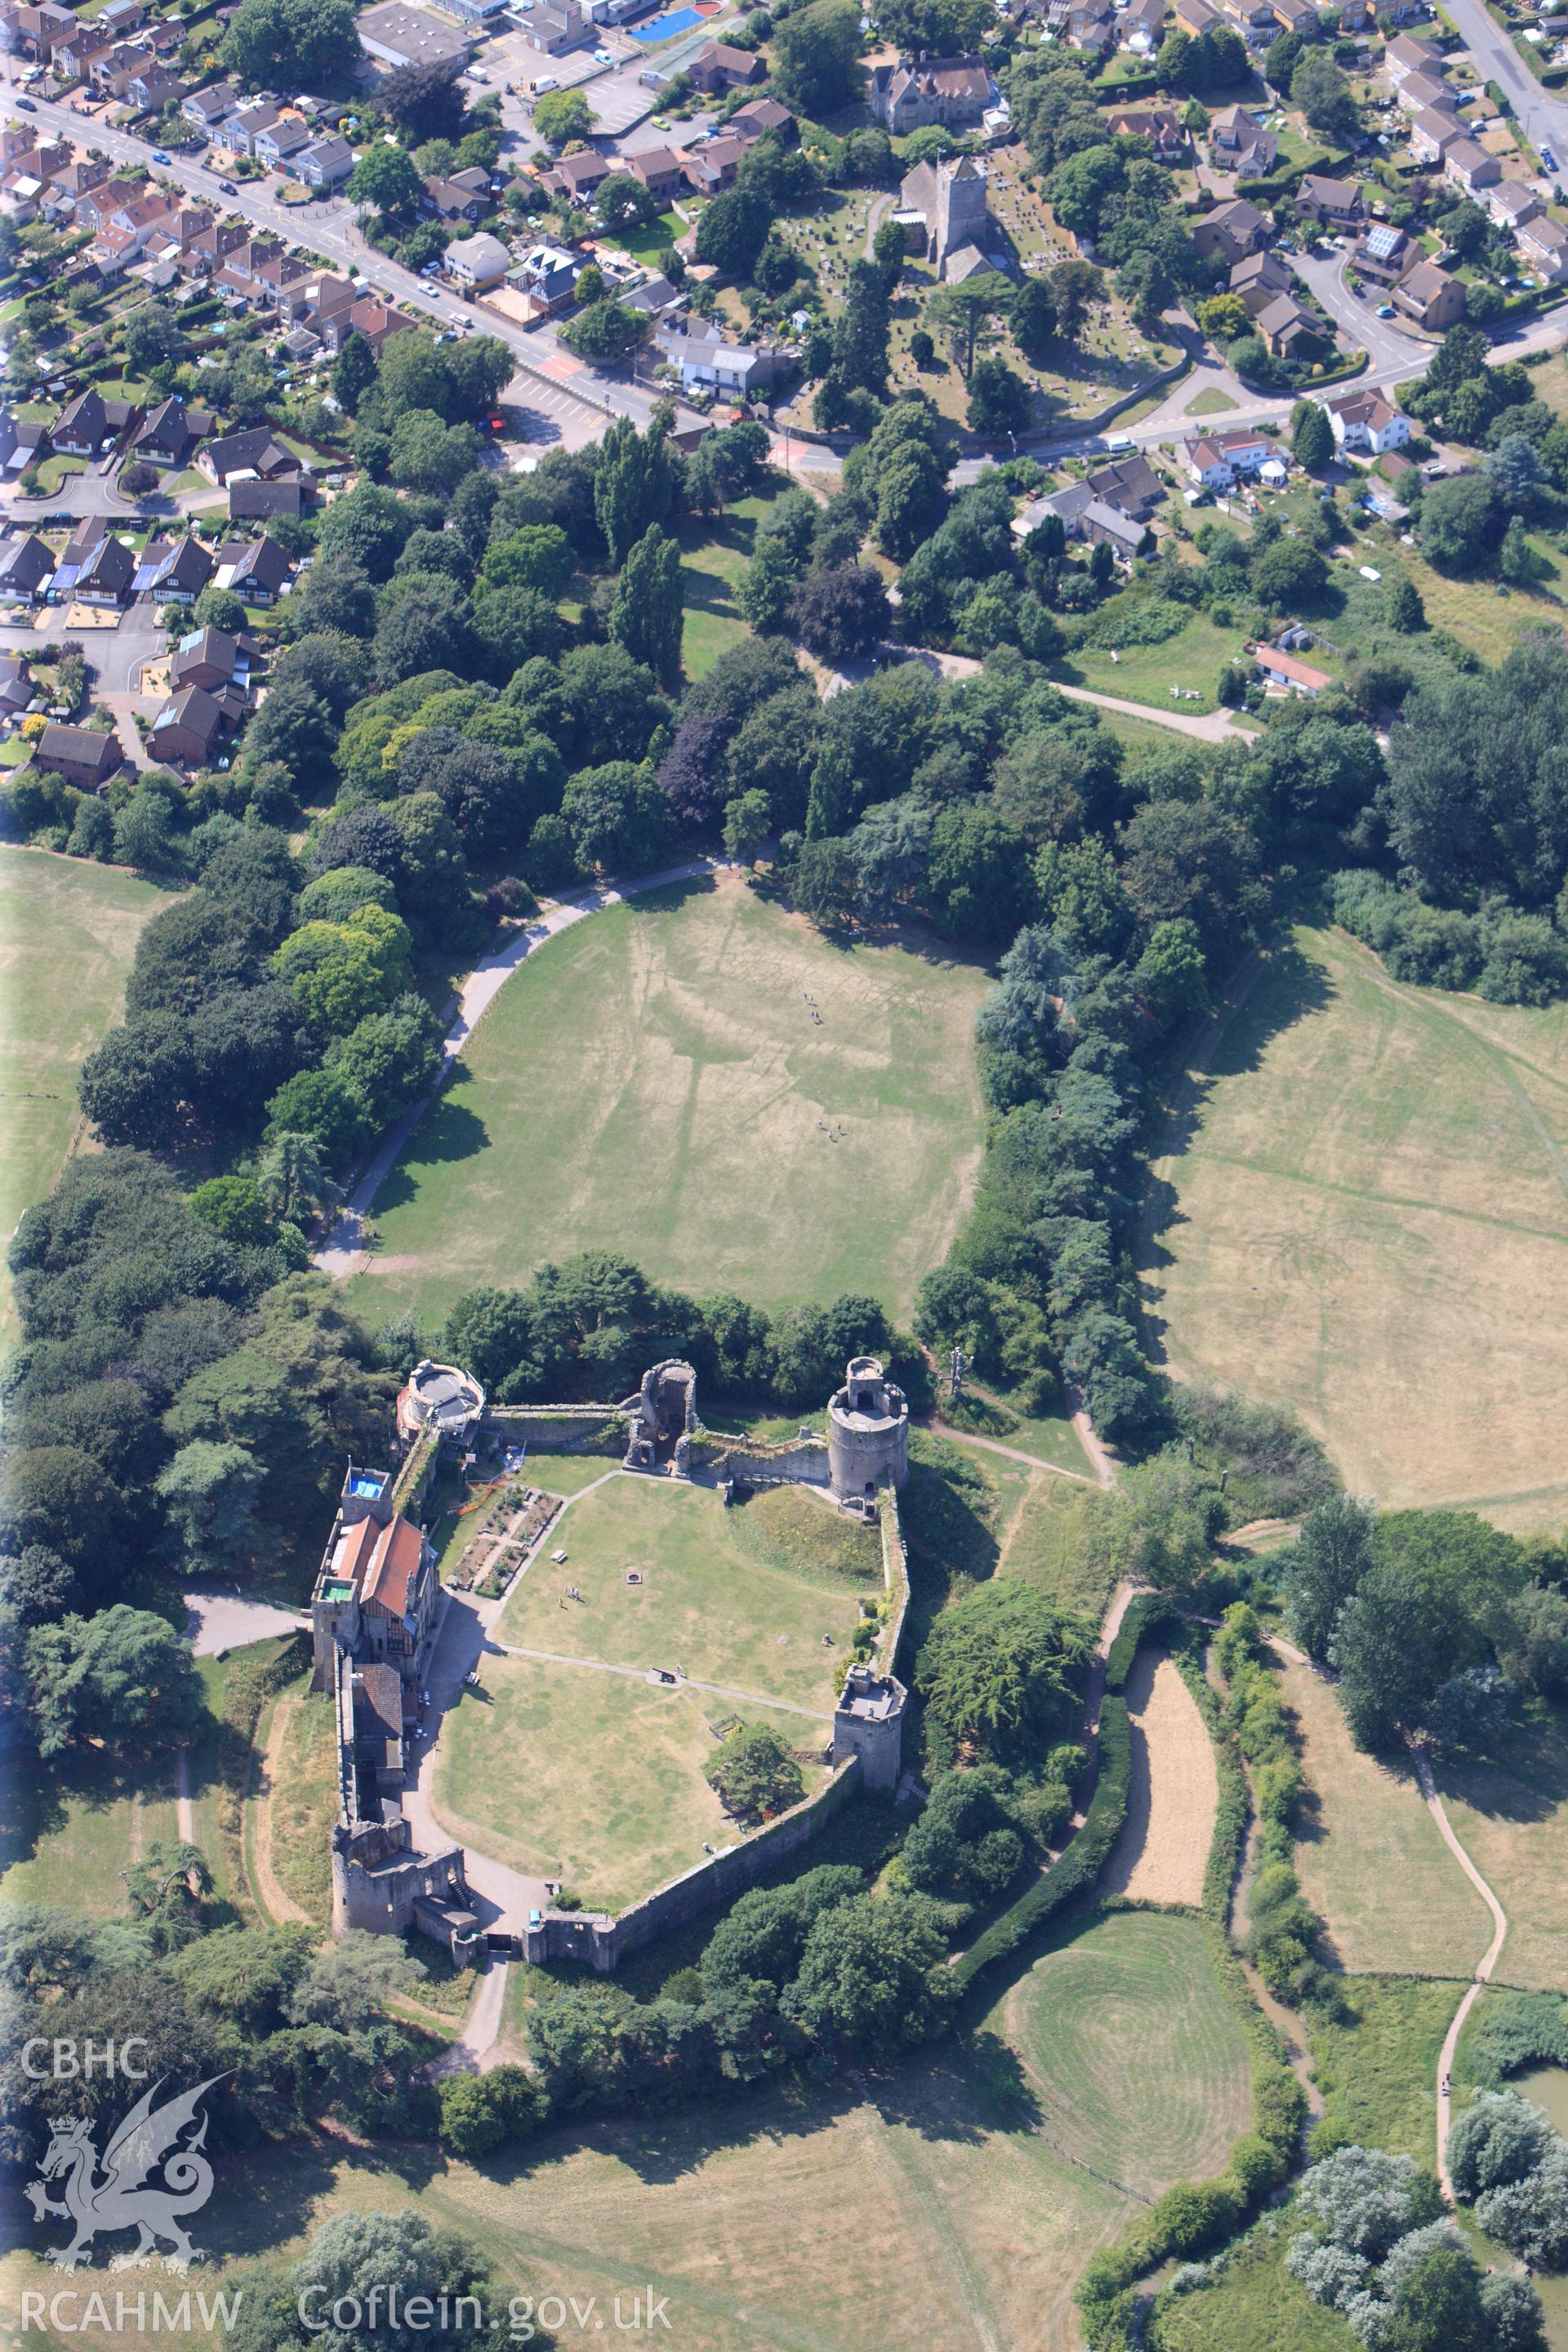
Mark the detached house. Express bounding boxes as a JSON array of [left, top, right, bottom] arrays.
[[1518, 214, 1568, 281], [134, 532, 213, 604], [443, 230, 510, 291], [131, 395, 213, 467], [1295, 173, 1364, 227], [867, 53, 995, 133], [1485, 178, 1544, 233], [74, 534, 136, 606], [1392, 254, 1464, 327], [629, 145, 684, 201], [149, 682, 243, 767], [1106, 105, 1185, 160], [212, 533, 292, 604], [198, 425, 302, 485], [425, 163, 491, 220], [31, 721, 122, 790], [1178, 425, 1275, 489], [1192, 196, 1268, 264], [51, 386, 136, 455], [0, 533, 55, 601], [686, 38, 764, 91], [1209, 104, 1276, 176], [1444, 139, 1501, 196], [1322, 389, 1410, 452], [1410, 107, 1463, 165]]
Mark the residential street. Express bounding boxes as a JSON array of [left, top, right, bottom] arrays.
[[1436, 0, 1568, 166], [0, 69, 693, 448]]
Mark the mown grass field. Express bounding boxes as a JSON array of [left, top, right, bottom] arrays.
[[1142, 922, 1568, 1525], [353, 874, 990, 1332], [0, 1748, 179, 1915], [1437, 1699, 1568, 1993], [0, 844, 173, 1339], [9, 1908, 1256, 2352], [1281, 1656, 1493, 1980], [493, 1476, 872, 1710], [1051, 605, 1247, 715]]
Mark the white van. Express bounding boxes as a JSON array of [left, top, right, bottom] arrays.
[[530, 73, 559, 92]]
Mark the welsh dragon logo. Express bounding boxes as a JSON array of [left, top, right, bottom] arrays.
[[24, 2076, 227, 2272]]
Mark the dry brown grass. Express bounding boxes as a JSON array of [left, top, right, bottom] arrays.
[[1102, 1650, 1218, 1907], [1437, 1699, 1568, 1995], [1142, 924, 1568, 1528], [1282, 1659, 1492, 1980]]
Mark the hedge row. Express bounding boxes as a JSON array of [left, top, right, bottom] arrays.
[[1073, 1637, 1310, 2352], [951, 1695, 1133, 1989], [1174, 1648, 1250, 1927], [1104, 1590, 1171, 1694]]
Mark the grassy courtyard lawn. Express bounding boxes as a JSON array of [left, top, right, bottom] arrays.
[[605, 208, 681, 265], [1281, 1655, 1492, 1980], [434, 1653, 822, 1912], [0, 1746, 179, 1916], [495, 1476, 867, 1713], [1051, 606, 1248, 715], [352, 872, 989, 1330], [1186, 386, 1240, 416], [0, 846, 172, 1339], [1141, 921, 1568, 1524], [1435, 1699, 1568, 1993], [509, 1448, 624, 1499]]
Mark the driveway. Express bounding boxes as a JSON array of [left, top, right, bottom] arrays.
[[1290, 243, 1432, 374], [183, 1584, 310, 1655]]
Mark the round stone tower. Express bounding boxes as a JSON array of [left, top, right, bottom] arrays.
[[826, 1356, 909, 1502]]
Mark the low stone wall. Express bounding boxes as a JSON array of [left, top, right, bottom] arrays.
[[878, 1481, 912, 1682], [522, 1758, 863, 1972], [713, 1437, 831, 1490]]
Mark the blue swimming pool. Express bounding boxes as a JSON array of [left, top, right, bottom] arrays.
[[630, 6, 702, 34]]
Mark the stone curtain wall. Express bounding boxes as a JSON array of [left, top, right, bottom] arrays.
[[523, 1758, 866, 1972]]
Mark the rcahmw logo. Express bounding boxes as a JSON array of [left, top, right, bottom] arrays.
[[24, 2074, 228, 2272]]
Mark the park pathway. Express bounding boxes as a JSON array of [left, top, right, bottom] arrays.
[[936, 1425, 1097, 1486], [174, 1744, 194, 1846], [1410, 1745, 1510, 2196], [1264, 1632, 1512, 2185], [492, 1639, 835, 1722], [425, 1959, 510, 2082], [314, 856, 733, 1280]]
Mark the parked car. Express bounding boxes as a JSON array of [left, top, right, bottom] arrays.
[[152, 149, 171, 163], [219, 177, 236, 192], [1375, 301, 1394, 317], [1544, 146, 1557, 172]]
